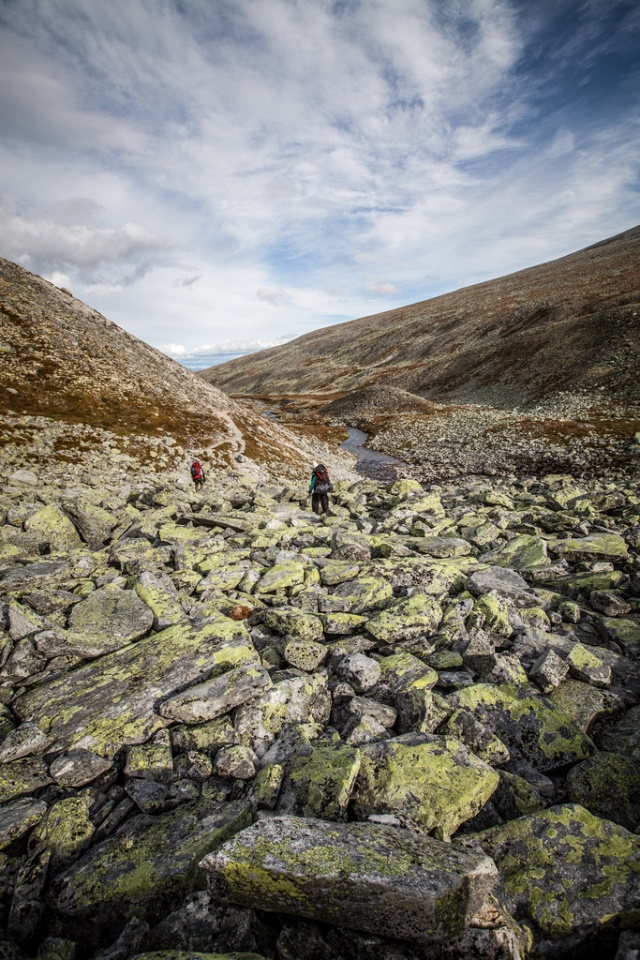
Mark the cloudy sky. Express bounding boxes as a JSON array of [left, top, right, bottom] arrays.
[[1, 0, 639, 369]]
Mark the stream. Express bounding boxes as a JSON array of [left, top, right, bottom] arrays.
[[340, 427, 409, 481], [262, 407, 410, 482]]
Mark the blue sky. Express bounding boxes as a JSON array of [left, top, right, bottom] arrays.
[[0, 0, 638, 367]]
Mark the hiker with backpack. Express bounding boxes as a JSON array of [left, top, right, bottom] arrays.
[[309, 462, 332, 515], [190, 459, 206, 491]]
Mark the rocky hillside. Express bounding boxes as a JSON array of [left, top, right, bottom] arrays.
[[203, 226, 640, 406], [202, 227, 640, 480], [0, 257, 354, 485], [1, 465, 640, 959]]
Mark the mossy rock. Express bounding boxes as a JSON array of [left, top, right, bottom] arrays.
[[352, 732, 499, 839], [477, 804, 640, 953], [24, 504, 82, 553], [261, 608, 324, 643], [280, 741, 361, 820], [15, 617, 257, 758], [550, 532, 629, 562], [483, 535, 550, 571], [29, 796, 94, 871], [365, 593, 443, 644], [67, 582, 154, 654], [450, 683, 595, 772], [47, 797, 252, 949], [254, 562, 307, 594], [201, 815, 498, 944], [549, 679, 625, 734], [567, 753, 640, 831]]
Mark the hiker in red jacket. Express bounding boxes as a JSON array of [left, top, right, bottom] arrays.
[[309, 462, 332, 515], [190, 460, 206, 491]]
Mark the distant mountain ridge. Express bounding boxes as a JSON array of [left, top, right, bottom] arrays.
[[201, 225, 640, 410]]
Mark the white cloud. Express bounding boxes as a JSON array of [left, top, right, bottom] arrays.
[[256, 288, 292, 305], [0, 0, 637, 353], [157, 337, 294, 359], [365, 282, 400, 296]]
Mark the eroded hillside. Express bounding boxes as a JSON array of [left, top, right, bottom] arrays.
[[0, 258, 355, 484]]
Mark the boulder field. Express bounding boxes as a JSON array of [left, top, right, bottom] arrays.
[[2, 467, 640, 959]]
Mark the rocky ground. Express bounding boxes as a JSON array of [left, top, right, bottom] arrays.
[[2, 457, 640, 960]]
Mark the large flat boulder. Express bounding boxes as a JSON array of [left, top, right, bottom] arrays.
[[201, 816, 498, 945], [13, 617, 258, 758]]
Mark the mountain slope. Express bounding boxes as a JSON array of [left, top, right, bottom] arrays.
[[0, 257, 353, 482], [202, 225, 640, 409]]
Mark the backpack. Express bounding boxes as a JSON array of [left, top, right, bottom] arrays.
[[314, 464, 330, 494], [191, 462, 203, 481]]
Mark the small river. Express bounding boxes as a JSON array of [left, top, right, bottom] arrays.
[[340, 427, 409, 481]]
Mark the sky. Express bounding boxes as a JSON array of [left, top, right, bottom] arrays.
[[1, 0, 639, 370]]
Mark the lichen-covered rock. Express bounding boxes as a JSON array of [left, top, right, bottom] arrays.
[[234, 673, 331, 752], [214, 746, 257, 781], [0, 797, 47, 850], [566, 753, 640, 832], [0, 756, 51, 803], [529, 649, 569, 693], [47, 797, 253, 948], [261, 609, 324, 643], [24, 505, 82, 554], [450, 683, 595, 772], [373, 652, 440, 733], [566, 642, 611, 687], [201, 815, 498, 944], [364, 593, 442, 644], [477, 804, 640, 955], [278, 741, 361, 820], [125, 738, 174, 782], [549, 679, 625, 735], [595, 704, 640, 754], [134, 953, 268, 960], [483, 535, 551, 572], [320, 577, 393, 615], [334, 653, 380, 693], [135, 571, 187, 630], [352, 732, 499, 839], [67, 583, 154, 655], [29, 796, 94, 871], [14, 617, 258, 758], [62, 496, 117, 546], [466, 567, 536, 603], [0, 721, 52, 762], [254, 562, 307, 595], [282, 640, 326, 673], [159, 665, 272, 725], [49, 748, 113, 787], [550, 532, 629, 562]]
